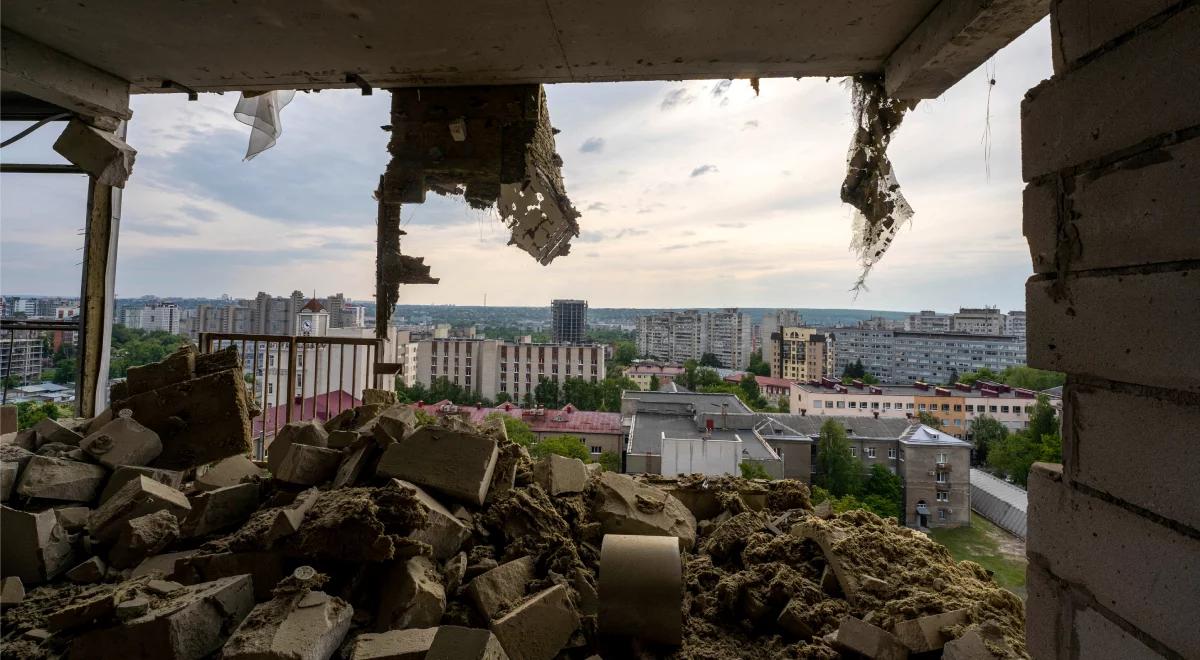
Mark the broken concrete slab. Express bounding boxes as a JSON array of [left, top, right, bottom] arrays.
[[377, 555, 446, 631], [180, 481, 258, 538], [147, 579, 183, 595], [176, 551, 284, 600], [80, 411, 163, 469], [590, 472, 697, 551], [54, 505, 91, 531], [108, 509, 182, 568], [942, 628, 998, 659], [88, 475, 191, 543], [264, 488, 320, 544], [532, 454, 588, 496], [113, 368, 252, 469], [49, 588, 116, 631], [371, 406, 418, 445], [1, 505, 75, 583], [5, 428, 38, 450], [392, 479, 470, 560], [777, 598, 815, 640], [194, 345, 240, 376], [98, 465, 185, 504], [485, 442, 524, 504], [351, 628, 438, 660], [326, 429, 360, 450], [426, 626, 509, 660], [466, 556, 534, 621], [131, 549, 198, 580], [52, 118, 137, 188], [376, 425, 498, 505], [69, 575, 254, 660], [444, 552, 468, 595], [273, 443, 342, 485], [892, 608, 969, 652], [1, 576, 25, 607], [792, 519, 861, 602], [1, 460, 19, 501], [267, 420, 330, 475], [116, 596, 150, 621], [15, 454, 107, 502], [331, 439, 375, 488], [125, 346, 195, 397], [195, 454, 260, 491], [490, 584, 580, 660], [66, 556, 108, 583], [834, 615, 910, 660], [33, 417, 83, 447], [223, 590, 353, 660]]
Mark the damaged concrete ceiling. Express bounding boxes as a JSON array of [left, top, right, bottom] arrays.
[[1, 0, 1047, 100]]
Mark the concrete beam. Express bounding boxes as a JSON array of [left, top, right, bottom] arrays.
[[1, 28, 131, 120], [884, 0, 1049, 99]]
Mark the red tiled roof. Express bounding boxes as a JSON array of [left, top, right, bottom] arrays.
[[300, 298, 326, 312], [254, 390, 360, 436]]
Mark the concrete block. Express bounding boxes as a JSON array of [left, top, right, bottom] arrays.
[[15, 455, 107, 502], [80, 411, 162, 469], [99, 465, 185, 504], [50, 589, 116, 631], [466, 556, 535, 620], [392, 479, 471, 560], [131, 549, 198, 580], [376, 425, 498, 505], [372, 406, 417, 444], [267, 420, 330, 473], [1023, 136, 1200, 274], [326, 429, 360, 449], [1075, 605, 1161, 660], [362, 388, 397, 406], [264, 488, 320, 544], [532, 454, 588, 495], [108, 509, 181, 568], [426, 626, 509, 660], [176, 551, 284, 600], [776, 598, 814, 640], [486, 442, 524, 504], [52, 118, 137, 188], [181, 482, 258, 538], [194, 345, 240, 376], [223, 590, 353, 660], [87, 475, 191, 543], [598, 534, 682, 645], [66, 556, 108, 583], [0, 405, 15, 434], [116, 596, 150, 621], [490, 584, 579, 660], [195, 454, 260, 491], [1025, 561, 1068, 660], [377, 555, 446, 631], [125, 346, 195, 397], [273, 443, 342, 485], [833, 615, 909, 660], [1051, 0, 1178, 71], [351, 628, 438, 660], [590, 472, 697, 550], [54, 505, 91, 531], [1027, 462, 1200, 653], [85, 407, 114, 434], [0, 445, 33, 501], [891, 608, 968, 652], [7, 428, 38, 450], [331, 439, 375, 488], [1064, 382, 1200, 529], [1022, 5, 1200, 179], [1, 505, 75, 583], [444, 552, 468, 595], [113, 368, 252, 469], [33, 417, 83, 447], [942, 628, 995, 659], [1027, 268, 1200, 392], [1, 575, 24, 606], [69, 575, 254, 660]]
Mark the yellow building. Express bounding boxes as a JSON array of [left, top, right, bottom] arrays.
[[770, 326, 829, 382]]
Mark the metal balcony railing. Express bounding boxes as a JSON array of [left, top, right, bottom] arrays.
[[199, 332, 387, 459]]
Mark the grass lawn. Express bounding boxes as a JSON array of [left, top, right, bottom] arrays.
[[929, 514, 1028, 599]]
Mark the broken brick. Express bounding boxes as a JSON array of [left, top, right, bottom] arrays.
[[532, 454, 588, 496], [1, 505, 76, 583], [180, 482, 259, 538], [1, 576, 25, 607], [65, 556, 108, 583], [33, 417, 83, 447], [267, 420, 330, 473], [80, 411, 163, 469], [490, 584, 580, 660], [54, 506, 91, 531], [177, 551, 285, 600], [273, 443, 342, 485], [108, 509, 182, 568], [15, 454, 107, 502], [49, 588, 116, 631], [195, 454, 260, 491], [590, 472, 697, 550], [52, 119, 137, 188], [376, 425, 498, 505], [264, 488, 320, 544], [466, 556, 535, 621], [98, 465, 185, 504], [777, 598, 815, 640], [834, 615, 910, 660], [426, 626, 509, 660], [223, 590, 353, 660], [351, 628, 438, 660], [362, 388, 397, 406], [88, 475, 191, 543], [393, 479, 470, 560], [331, 439, 376, 488], [892, 608, 969, 652], [377, 555, 446, 631], [131, 549, 198, 580]]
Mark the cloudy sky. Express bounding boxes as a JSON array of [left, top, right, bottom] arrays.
[[1, 19, 1050, 313]]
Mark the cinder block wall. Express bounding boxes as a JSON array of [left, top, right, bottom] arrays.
[[1021, 1, 1200, 657]]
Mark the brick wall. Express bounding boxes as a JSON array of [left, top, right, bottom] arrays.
[[1022, 1, 1200, 657]]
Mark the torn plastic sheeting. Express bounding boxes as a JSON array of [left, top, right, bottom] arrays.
[[234, 90, 296, 160]]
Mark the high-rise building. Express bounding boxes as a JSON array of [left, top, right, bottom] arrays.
[[829, 328, 1026, 384], [121, 302, 181, 334], [1005, 310, 1027, 339], [703, 309, 752, 370], [760, 310, 802, 367], [551, 299, 588, 344], [252, 290, 305, 335], [636, 311, 704, 363], [414, 338, 606, 402], [905, 310, 952, 333], [770, 327, 830, 381], [951, 307, 1007, 335]]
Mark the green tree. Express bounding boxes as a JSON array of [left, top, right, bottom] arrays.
[[1000, 366, 1066, 392], [986, 394, 1061, 486], [747, 350, 770, 376], [777, 395, 790, 412], [917, 411, 943, 429], [946, 368, 960, 386], [495, 392, 512, 404], [816, 419, 860, 496], [531, 434, 590, 461], [108, 328, 184, 379], [52, 358, 77, 384], [16, 401, 71, 430], [959, 367, 999, 386], [563, 377, 599, 409], [487, 413, 535, 447], [611, 341, 638, 366], [737, 373, 761, 403], [739, 461, 772, 480], [2, 375, 21, 389], [648, 375, 660, 392], [699, 353, 723, 368], [967, 415, 1008, 465], [598, 451, 621, 472], [842, 359, 866, 379], [681, 359, 699, 390], [860, 464, 903, 520], [534, 378, 561, 408], [521, 392, 535, 408], [597, 375, 638, 411]]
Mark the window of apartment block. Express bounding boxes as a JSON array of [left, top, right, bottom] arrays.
[[953, 404, 962, 412], [1001, 406, 1010, 413], [888, 448, 897, 459], [936, 492, 949, 502], [953, 419, 960, 426], [990, 405, 998, 413], [906, 403, 914, 410], [1024, 406, 1032, 414], [938, 509, 947, 521], [591, 446, 602, 454], [849, 402, 857, 409], [871, 402, 879, 409], [883, 402, 892, 409], [919, 403, 927, 411], [836, 401, 845, 408], [941, 404, 950, 412], [814, 400, 823, 408], [937, 452, 947, 463], [850, 447, 858, 457], [866, 447, 876, 458], [966, 405, 974, 412], [936, 470, 947, 483]]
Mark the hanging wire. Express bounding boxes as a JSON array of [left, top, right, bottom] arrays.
[[0, 113, 71, 148], [982, 59, 997, 181]]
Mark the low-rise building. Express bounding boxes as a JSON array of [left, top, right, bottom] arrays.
[[722, 373, 793, 401], [624, 361, 685, 391]]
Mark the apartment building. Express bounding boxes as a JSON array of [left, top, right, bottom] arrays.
[[121, 302, 181, 334], [551, 299, 588, 344], [636, 311, 703, 363], [760, 309, 803, 367], [830, 328, 1026, 384], [905, 310, 952, 332], [791, 378, 1059, 437], [951, 307, 1006, 335], [414, 338, 606, 401], [704, 308, 752, 370], [0, 336, 45, 385], [621, 390, 970, 528], [769, 326, 830, 381], [1004, 311, 1026, 339]]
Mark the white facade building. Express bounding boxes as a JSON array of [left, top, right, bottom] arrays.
[[636, 309, 752, 369], [122, 302, 181, 334], [415, 338, 606, 402]]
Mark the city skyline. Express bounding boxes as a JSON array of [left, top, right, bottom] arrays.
[[1, 21, 1049, 311]]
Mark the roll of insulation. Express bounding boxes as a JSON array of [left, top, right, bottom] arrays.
[[598, 534, 683, 645]]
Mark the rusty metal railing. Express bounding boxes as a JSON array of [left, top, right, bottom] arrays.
[[198, 332, 385, 459]]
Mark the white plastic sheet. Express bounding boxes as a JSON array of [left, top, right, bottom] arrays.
[[233, 90, 296, 160]]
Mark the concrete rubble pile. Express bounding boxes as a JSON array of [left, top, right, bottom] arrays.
[[2, 349, 1027, 660]]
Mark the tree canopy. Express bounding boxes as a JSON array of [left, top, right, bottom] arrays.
[[747, 350, 770, 376], [985, 394, 1061, 486], [699, 353, 723, 368], [967, 414, 1008, 465], [815, 419, 860, 496], [530, 434, 591, 461]]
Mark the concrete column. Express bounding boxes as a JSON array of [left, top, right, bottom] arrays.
[[77, 153, 123, 417], [1021, 1, 1200, 657]]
